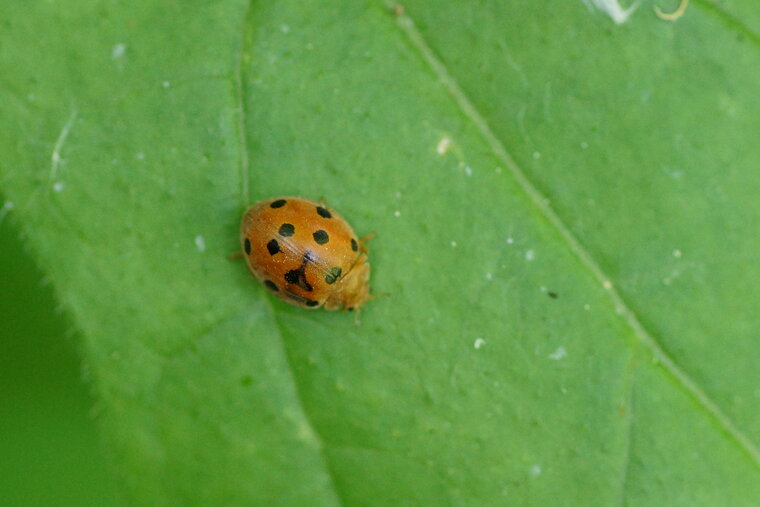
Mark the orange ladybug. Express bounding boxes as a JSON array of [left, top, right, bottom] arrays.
[[240, 196, 371, 311]]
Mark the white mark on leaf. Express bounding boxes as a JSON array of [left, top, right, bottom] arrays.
[[50, 110, 78, 184], [437, 137, 451, 155], [583, 0, 639, 24], [194, 235, 206, 253], [549, 347, 567, 360], [474, 338, 486, 349], [663, 166, 684, 179], [111, 43, 126, 59]]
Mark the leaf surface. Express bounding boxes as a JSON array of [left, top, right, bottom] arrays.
[[1, 0, 758, 504]]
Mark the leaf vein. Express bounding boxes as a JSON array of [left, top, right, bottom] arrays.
[[265, 300, 346, 506], [390, 4, 760, 468], [234, 1, 252, 208], [235, 3, 343, 503], [694, 0, 760, 47]]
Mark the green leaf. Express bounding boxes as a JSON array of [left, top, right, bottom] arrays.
[[1, 0, 759, 504]]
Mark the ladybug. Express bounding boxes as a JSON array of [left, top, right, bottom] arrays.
[[240, 196, 371, 311]]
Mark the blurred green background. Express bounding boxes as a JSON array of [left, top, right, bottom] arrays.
[[0, 210, 119, 506]]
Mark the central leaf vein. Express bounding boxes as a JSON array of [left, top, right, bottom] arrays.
[[389, 3, 760, 468]]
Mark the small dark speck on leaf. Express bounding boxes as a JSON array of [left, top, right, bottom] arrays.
[[548, 291, 558, 299]]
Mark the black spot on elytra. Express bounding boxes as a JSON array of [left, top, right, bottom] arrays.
[[285, 290, 319, 307], [284, 253, 313, 292], [270, 199, 286, 208], [324, 266, 342, 284], [284, 270, 301, 285], [244, 238, 251, 255], [316, 206, 332, 219], [264, 280, 279, 292], [267, 239, 280, 256], [313, 230, 329, 245], [351, 238, 358, 252], [279, 223, 295, 237]]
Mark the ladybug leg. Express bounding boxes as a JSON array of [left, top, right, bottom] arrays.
[[358, 232, 376, 253], [368, 291, 390, 301], [347, 292, 390, 325], [346, 305, 363, 326], [344, 240, 372, 273], [228, 251, 244, 260]]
